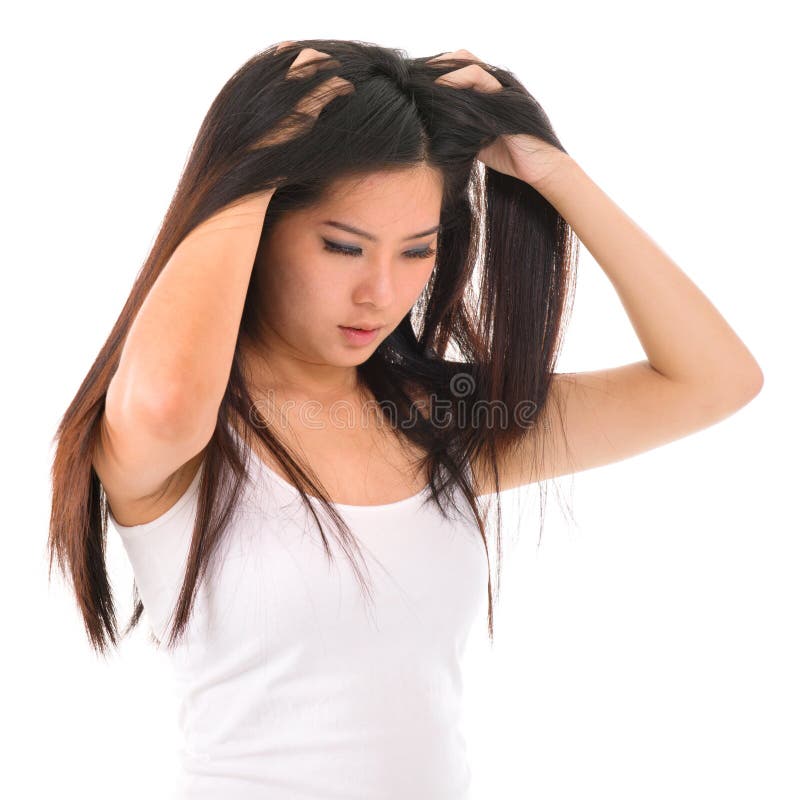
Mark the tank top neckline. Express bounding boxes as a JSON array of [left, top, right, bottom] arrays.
[[227, 421, 430, 512]]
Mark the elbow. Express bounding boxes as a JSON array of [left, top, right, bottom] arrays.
[[720, 361, 764, 413], [148, 383, 218, 441], [124, 380, 213, 442], [690, 359, 764, 420], [107, 357, 220, 444], [143, 387, 192, 435], [739, 357, 764, 401], [748, 365, 764, 397]]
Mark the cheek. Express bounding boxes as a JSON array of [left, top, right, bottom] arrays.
[[406, 264, 436, 302], [264, 261, 324, 313], [285, 270, 347, 336]]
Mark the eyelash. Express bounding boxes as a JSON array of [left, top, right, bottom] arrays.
[[322, 239, 436, 260]]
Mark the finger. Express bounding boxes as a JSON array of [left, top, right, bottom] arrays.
[[445, 48, 481, 62], [274, 40, 297, 53], [434, 63, 503, 92], [287, 48, 342, 80], [249, 75, 354, 149], [294, 75, 354, 117], [426, 48, 481, 65]]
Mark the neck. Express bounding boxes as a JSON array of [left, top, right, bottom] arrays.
[[239, 331, 363, 403]]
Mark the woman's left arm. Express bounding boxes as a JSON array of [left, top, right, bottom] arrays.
[[477, 154, 765, 492], [426, 49, 763, 490], [530, 154, 763, 396]]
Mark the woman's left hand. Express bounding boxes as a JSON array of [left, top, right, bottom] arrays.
[[427, 49, 570, 189]]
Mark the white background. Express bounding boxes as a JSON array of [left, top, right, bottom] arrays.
[[4, 1, 797, 797]]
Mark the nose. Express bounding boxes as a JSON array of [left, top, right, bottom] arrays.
[[350, 259, 396, 309]]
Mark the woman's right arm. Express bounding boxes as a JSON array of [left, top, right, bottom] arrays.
[[96, 188, 275, 511], [116, 189, 275, 435], [95, 46, 352, 516]]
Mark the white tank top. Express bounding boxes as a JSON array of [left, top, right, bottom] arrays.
[[108, 422, 489, 799]]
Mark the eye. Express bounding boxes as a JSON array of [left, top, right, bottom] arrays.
[[322, 239, 436, 260]]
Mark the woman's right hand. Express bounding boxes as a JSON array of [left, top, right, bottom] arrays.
[[248, 42, 355, 151]]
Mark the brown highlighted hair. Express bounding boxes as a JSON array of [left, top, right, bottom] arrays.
[[48, 39, 578, 656]]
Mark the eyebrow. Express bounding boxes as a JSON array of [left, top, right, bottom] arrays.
[[320, 220, 442, 243]]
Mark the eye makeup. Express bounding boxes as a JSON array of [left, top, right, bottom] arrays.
[[322, 239, 436, 260]]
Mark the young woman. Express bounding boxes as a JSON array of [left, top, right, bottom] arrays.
[[48, 39, 762, 799]]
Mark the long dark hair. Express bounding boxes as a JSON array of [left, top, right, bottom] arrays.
[[48, 38, 579, 657]]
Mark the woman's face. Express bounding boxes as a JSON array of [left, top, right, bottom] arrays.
[[250, 165, 444, 385]]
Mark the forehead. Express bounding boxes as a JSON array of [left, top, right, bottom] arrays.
[[317, 166, 443, 213]]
